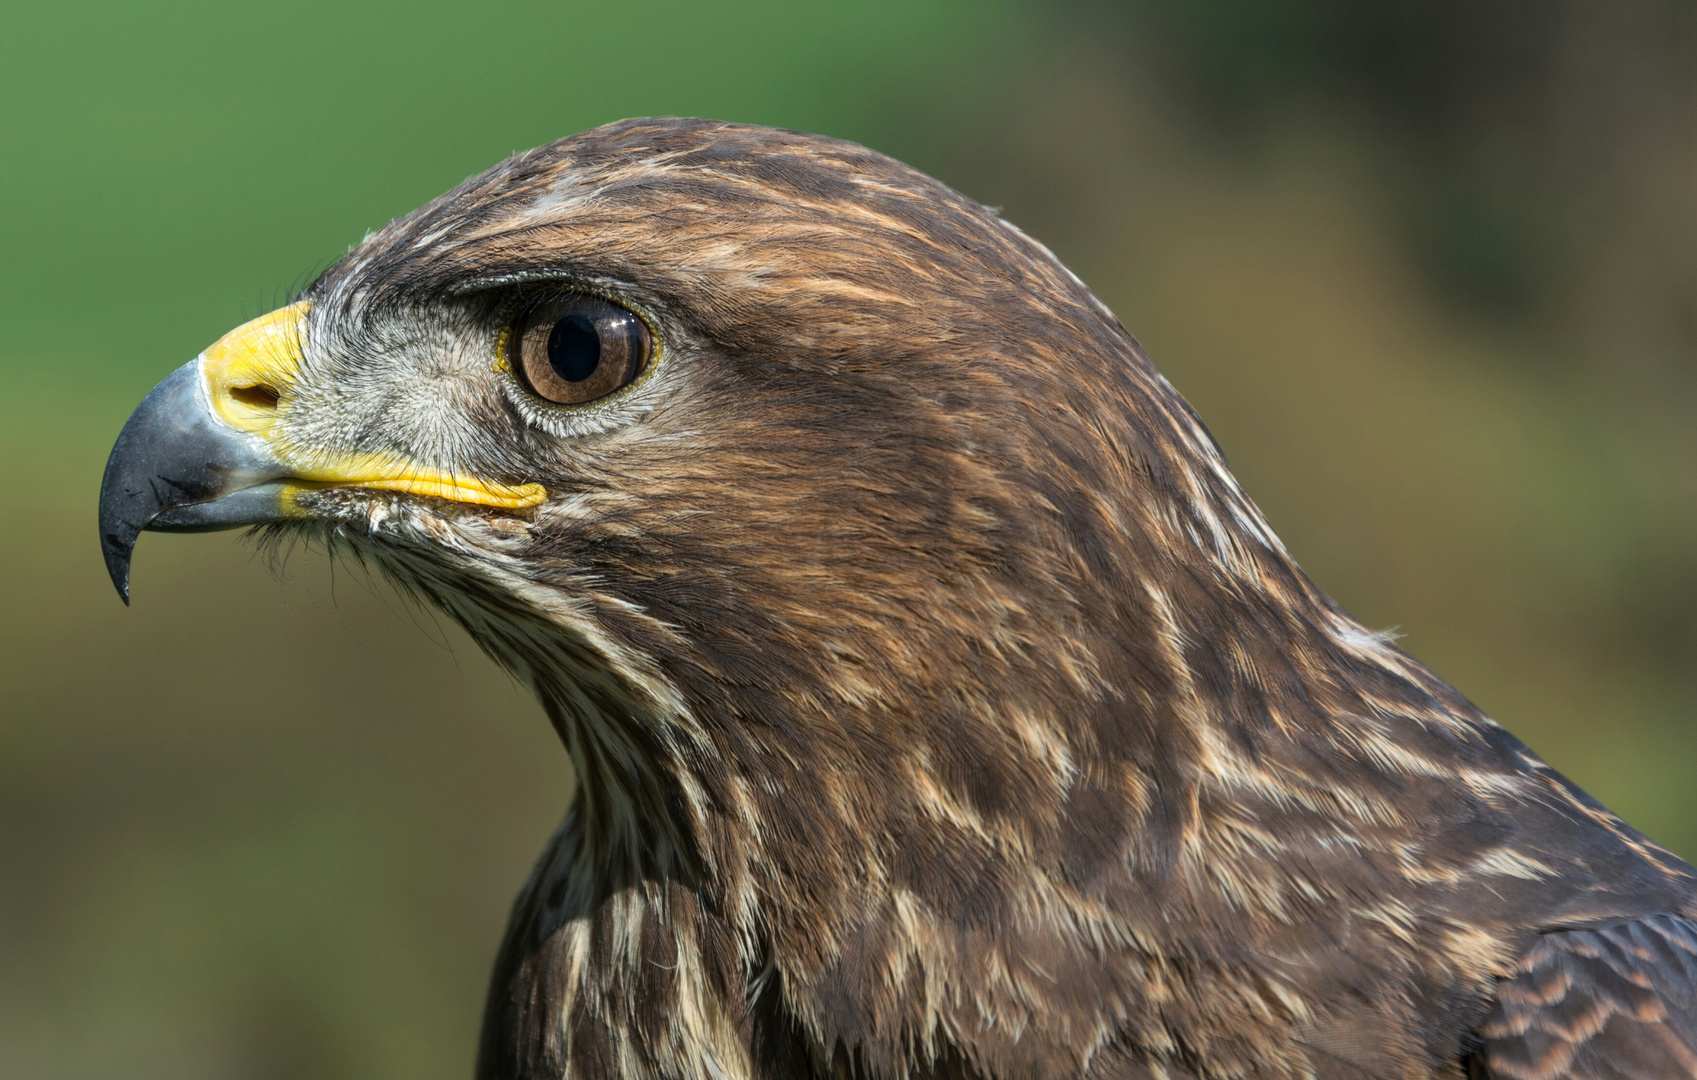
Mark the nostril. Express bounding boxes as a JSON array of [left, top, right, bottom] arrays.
[[230, 384, 281, 409]]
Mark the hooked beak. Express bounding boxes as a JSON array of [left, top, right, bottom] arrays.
[[98, 302, 545, 604]]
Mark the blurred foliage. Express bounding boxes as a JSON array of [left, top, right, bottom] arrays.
[[0, 1, 1692, 1076], [1089, 0, 1697, 324]]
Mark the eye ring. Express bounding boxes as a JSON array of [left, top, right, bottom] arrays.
[[509, 292, 654, 406]]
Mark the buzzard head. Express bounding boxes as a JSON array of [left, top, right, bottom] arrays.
[[106, 118, 1665, 1079]]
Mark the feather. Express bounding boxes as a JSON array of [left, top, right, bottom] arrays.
[[179, 119, 1697, 1078]]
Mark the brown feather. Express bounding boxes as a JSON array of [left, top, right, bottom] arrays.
[[277, 119, 1697, 1079]]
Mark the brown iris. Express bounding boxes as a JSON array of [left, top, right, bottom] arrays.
[[512, 294, 652, 405]]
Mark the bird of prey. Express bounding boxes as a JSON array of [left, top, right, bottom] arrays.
[[98, 119, 1697, 1080]]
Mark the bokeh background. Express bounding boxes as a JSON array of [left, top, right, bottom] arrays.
[[2, 1, 1693, 1075]]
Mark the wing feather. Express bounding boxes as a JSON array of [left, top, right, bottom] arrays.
[[1477, 914, 1697, 1079]]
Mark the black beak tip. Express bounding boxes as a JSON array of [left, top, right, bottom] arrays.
[[103, 537, 133, 605], [97, 358, 291, 607], [99, 454, 143, 606], [97, 359, 200, 608]]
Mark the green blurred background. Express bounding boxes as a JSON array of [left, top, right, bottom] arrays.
[[1, 1, 1692, 1075]]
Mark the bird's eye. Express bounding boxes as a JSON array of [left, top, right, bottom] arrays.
[[511, 294, 652, 405]]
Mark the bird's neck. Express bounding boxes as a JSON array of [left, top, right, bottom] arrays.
[[445, 499, 1564, 1080]]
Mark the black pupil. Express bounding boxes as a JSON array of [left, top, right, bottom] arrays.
[[546, 314, 600, 383]]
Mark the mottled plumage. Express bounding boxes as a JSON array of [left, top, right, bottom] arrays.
[[101, 119, 1697, 1079]]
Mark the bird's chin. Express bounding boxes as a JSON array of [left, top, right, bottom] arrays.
[[239, 495, 537, 617]]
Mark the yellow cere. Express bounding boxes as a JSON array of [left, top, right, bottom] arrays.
[[200, 302, 546, 511], [202, 301, 312, 435]]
